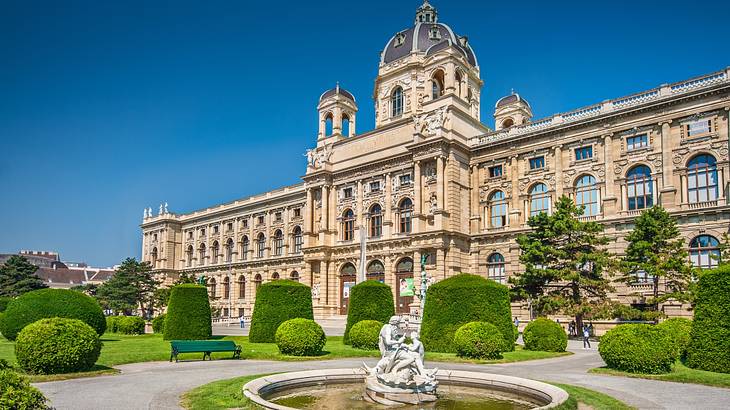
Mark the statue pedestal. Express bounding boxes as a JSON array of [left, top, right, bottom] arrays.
[[362, 375, 437, 406]]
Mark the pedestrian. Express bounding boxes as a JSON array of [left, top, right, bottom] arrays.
[[513, 316, 519, 327], [568, 321, 575, 337], [239, 315, 245, 329], [583, 326, 591, 349]]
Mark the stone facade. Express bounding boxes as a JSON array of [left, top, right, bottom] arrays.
[[140, 2, 730, 319]]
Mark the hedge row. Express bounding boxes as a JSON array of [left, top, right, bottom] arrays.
[[249, 280, 313, 343], [687, 265, 730, 373], [344, 281, 394, 344]]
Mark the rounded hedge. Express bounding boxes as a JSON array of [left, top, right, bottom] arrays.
[[687, 265, 730, 373], [152, 314, 166, 334], [657, 318, 692, 359], [15, 318, 102, 375], [349, 320, 382, 350], [275, 318, 326, 356], [0, 369, 49, 409], [453, 322, 505, 360], [249, 280, 313, 343], [523, 318, 568, 352], [343, 281, 395, 345], [163, 285, 211, 341], [116, 316, 145, 335], [598, 324, 675, 374], [421, 274, 513, 353], [0, 288, 106, 340]]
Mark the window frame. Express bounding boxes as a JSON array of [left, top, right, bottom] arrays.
[[529, 183, 551, 217], [488, 190, 507, 228], [689, 235, 720, 269], [488, 165, 503, 178], [687, 154, 718, 204], [487, 253, 506, 284], [398, 198, 413, 234], [529, 156, 545, 170], [626, 165, 653, 211], [575, 146, 593, 161]]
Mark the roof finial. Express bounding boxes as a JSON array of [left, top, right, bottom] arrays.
[[336, 81, 340, 93], [415, 0, 438, 24], [510, 88, 515, 95]]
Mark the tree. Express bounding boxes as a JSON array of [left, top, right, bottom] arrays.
[[0, 255, 48, 297], [152, 272, 197, 311], [619, 206, 695, 310], [96, 258, 159, 317], [71, 283, 99, 297], [717, 232, 730, 266], [511, 196, 615, 331]]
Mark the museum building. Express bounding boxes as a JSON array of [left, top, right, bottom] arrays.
[[140, 1, 730, 319]]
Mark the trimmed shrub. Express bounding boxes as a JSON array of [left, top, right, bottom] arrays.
[[0, 296, 12, 312], [454, 322, 505, 359], [657, 318, 692, 359], [0, 288, 106, 340], [523, 318, 568, 352], [349, 320, 382, 350], [598, 324, 675, 374], [687, 265, 730, 373], [163, 285, 211, 341], [249, 280, 313, 343], [421, 273, 513, 353], [513, 324, 519, 342], [15, 318, 102, 374], [152, 314, 166, 334], [275, 318, 326, 356], [0, 370, 49, 409], [106, 316, 120, 333], [116, 316, 145, 335], [343, 281, 395, 345]]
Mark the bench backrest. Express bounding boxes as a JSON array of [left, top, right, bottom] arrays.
[[171, 340, 237, 352]]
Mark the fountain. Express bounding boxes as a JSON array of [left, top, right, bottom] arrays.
[[242, 316, 570, 409]]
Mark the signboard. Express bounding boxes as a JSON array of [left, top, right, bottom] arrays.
[[343, 282, 355, 299], [399, 277, 415, 297]]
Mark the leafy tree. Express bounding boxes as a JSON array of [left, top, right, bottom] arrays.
[[71, 283, 99, 297], [96, 258, 159, 317], [619, 206, 695, 310], [511, 196, 615, 330], [717, 232, 730, 266], [0, 255, 47, 297]]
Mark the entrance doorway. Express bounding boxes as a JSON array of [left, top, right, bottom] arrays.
[[339, 263, 357, 315], [395, 257, 414, 314]]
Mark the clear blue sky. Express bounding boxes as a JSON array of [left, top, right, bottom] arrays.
[[1, 0, 728, 266]]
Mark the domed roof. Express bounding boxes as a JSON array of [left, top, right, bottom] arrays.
[[319, 83, 356, 104], [495, 92, 530, 109], [381, 2, 477, 67]]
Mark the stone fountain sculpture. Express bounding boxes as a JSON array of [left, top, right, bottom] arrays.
[[362, 316, 438, 405]]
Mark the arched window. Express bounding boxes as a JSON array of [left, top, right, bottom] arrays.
[[341, 263, 357, 276], [501, 118, 514, 128], [271, 272, 280, 281], [324, 112, 333, 136], [689, 235, 720, 269], [431, 70, 445, 99], [342, 209, 355, 241], [273, 229, 284, 256], [687, 154, 718, 203], [257, 233, 266, 258], [366, 260, 385, 282], [186, 245, 193, 267], [342, 113, 351, 137], [489, 191, 507, 228], [454, 70, 463, 98], [225, 238, 234, 262], [211, 241, 220, 264], [150, 247, 158, 268], [397, 257, 413, 273], [241, 236, 249, 261], [223, 276, 230, 299], [208, 278, 217, 299], [529, 183, 551, 217], [369, 204, 382, 238], [487, 253, 505, 284], [627, 165, 653, 210], [293, 226, 303, 253], [290, 271, 299, 282], [198, 243, 206, 266], [254, 274, 262, 292], [575, 175, 599, 216], [237, 275, 246, 299], [398, 198, 413, 233], [391, 87, 403, 117]]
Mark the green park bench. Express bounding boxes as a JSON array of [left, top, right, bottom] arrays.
[[169, 340, 242, 362]]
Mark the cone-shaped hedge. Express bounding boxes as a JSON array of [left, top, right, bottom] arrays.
[[343, 280, 394, 344], [421, 273, 513, 353], [249, 280, 313, 342], [0, 288, 105, 340], [687, 265, 730, 373], [163, 284, 211, 340]]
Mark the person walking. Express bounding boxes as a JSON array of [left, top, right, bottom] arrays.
[[568, 321, 575, 337], [582, 325, 591, 349], [239, 315, 245, 329]]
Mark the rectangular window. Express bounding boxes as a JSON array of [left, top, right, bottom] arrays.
[[213, 225, 219, 234], [187, 231, 193, 239], [529, 156, 545, 170], [626, 134, 648, 151], [227, 223, 233, 231], [488, 165, 503, 178], [275, 212, 282, 222], [200, 229, 205, 237], [369, 181, 381, 192], [399, 174, 412, 185], [242, 220, 248, 229], [257, 215, 264, 225], [687, 119, 711, 137], [343, 187, 353, 199], [293, 208, 301, 218], [575, 146, 593, 161]]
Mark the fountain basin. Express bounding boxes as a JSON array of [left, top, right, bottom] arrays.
[[243, 368, 569, 409]]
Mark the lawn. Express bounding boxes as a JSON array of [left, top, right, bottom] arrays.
[[550, 382, 636, 410], [590, 362, 730, 389]]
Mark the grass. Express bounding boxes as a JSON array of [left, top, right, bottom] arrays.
[[590, 361, 730, 389], [550, 382, 636, 410]]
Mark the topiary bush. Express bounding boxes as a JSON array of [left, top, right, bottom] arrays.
[[0, 369, 49, 409], [598, 324, 675, 374], [421, 273, 514, 353], [343, 281, 395, 345], [657, 318, 692, 360], [274, 318, 326, 356], [453, 322, 505, 360], [116, 316, 145, 335], [249, 280, 313, 343], [163, 284, 212, 341], [152, 313, 166, 334], [15, 318, 102, 375], [0, 296, 12, 312], [0, 288, 106, 340], [523, 318, 568, 352], [106, 316, 120, 333], [349, 320, 382, 350], [687, 265, 730, 373]]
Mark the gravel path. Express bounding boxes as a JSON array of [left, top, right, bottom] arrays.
[[35, 340, 730, 409]]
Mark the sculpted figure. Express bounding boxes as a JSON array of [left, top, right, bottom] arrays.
[[372, 316, 406, 375]]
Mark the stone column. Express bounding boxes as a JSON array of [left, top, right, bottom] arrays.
[[602, 134, 617, 215], [322, 186, 329, 232], [356, 180, 364, 231], [509, 155, 521, 227], [446, 63, 456, 93], [305, 188, 313, 235], [437, 156, 445, 210], [470, 164, 480, 231], [413, 161, 422, 232], [554, 145, 563, 198], [659, 121, 677, 208], [384, 173, 392, 237]]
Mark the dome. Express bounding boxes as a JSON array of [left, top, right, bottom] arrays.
[[495, 93, 530, 109], [319, 84, 356, 104], [381, 2, 477, 67]]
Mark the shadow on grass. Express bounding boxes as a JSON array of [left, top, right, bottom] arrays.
[[28, 365, 120, 383]]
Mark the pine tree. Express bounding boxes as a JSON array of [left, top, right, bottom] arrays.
[[511, 196, 615, 330], [0, 255, 48, 297], [96, 258, 159, 316], [619, 206, 695, 309]]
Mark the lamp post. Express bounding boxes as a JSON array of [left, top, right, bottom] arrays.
[[417, 253, 430, 312]]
